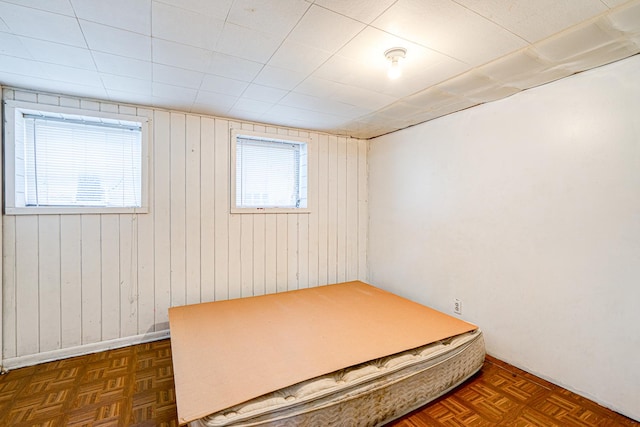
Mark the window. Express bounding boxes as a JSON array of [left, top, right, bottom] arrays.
[[231, 129, 310, 213], [4, 100, 149, 214]]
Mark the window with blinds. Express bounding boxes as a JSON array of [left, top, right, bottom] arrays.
[[231, 130, 310, 213], [5, 101, 149, 214]]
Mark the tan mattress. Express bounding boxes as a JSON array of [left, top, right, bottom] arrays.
[[169, 281, 478, 425], [191, 329, 485, 427]]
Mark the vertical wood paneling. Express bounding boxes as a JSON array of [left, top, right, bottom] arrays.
[[60, 216, 82, 348], [1, 89, 369, 363], [317, 134, 329, 286], [276, 214, 288, 292], [346, 139, 359, 281], [186, 115, 202, 305], [136, 107, 155, 334], [3, 216, 17, 358], [228, 122, 242, 300], [101, 215, 120, 341], [119, 214, 137, 338], [358, 140, 368, 281], [327, 136, 338, 285], [252, 125, 266, 296], [213, 118, 229, 301], [153, 110, 171, 329], [307, 135, 319, 288], [298, 214, 309, 288], [336, 137, 347, 283], [38, 215, 61, 352], [15, 216, 39, 356], [170, 113, 187, 308], [287, 214, 298, 291], [81, 215, 101, 343], [240, 215, 253, 297], [264, 214, 277, 295], [200, 117, 216, 302], [253, 214, 265, 296]]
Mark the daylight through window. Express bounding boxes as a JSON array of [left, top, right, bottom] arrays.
[[5, 101, 148, 214], [232, 131, 309, 213]]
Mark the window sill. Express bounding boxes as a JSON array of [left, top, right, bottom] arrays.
[[5, 206, 149, 215], [231, 208, 311, 214]]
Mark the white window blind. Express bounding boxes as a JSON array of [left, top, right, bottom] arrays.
[[235, 136, 307, 209], [21, 115, 142, 208]]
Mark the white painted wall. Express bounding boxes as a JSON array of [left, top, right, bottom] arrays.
[[1, 88, 368, 367], [368, 55, 640, 421]]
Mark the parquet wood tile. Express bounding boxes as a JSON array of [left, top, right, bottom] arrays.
[[0, 340, 637, 426]]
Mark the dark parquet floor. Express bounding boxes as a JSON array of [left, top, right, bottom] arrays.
[[0, 339, 636, 426]]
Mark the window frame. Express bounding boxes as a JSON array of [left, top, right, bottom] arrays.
[[230, 128, 312, 214], [4, 100, 151, 215]]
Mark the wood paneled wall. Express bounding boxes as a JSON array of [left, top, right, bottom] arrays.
[[1, 88, 368, 363]]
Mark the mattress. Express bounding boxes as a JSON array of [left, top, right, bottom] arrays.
[[170, 281, 481, 425], [191, 330, 485, 427]]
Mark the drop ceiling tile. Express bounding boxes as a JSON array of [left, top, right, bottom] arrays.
[[102, 74, 152, 95], [1, 0, 75, 15], [200, 74, 250, 97], [215, 22, 283, 64], [106, 89, 155, 107], [330, 25, 470, 89], [0, 54, 44, 77], [152, 82, 197, 104], [372, 0, 526, 66], [0, 1, 86, 47], [195, 90, 239, 111], [558, 40, 639, 72], [533, 20, 621, 61], [601, 0, 633, 7], [505, 67, 573, 90], [404, 86, 462, 108], [0, 32, 31, 58], [478, 49, 551, 82], [71, 0, 151, 35], [92, 51, 152, 80], [81, 20, 151, 60], [464, 85, 521, 103], [374, 101, 425, 119], [18, 37, 96, 70], [278, 91, 358, 117], [268, 39, 332, 74], [253, 65, 308, 90], [287, 5, 366, 53], [437, 71, 498, 96], [152, 1, 223, 50], [230, 98, 273, 114], [242, 83, 288, 103], [454, 0, 607, 43], [313, 0, 397, 23], [153, 63, 204, 89], [227, 0, 310, 38], [606, 1, 640, 33], [296, 76, 397, 110], [207, 52, 264, 82], [152, 39, 213, 72], [153, 0, 234, 21], [34, 62, 103, 87], [193, 90, 239, 114], [149, 95, 194, 112]]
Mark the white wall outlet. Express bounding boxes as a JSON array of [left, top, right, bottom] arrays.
[[453, 298, 462, 315]]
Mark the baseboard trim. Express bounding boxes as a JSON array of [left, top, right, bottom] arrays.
[[1, 330, 171, 371]]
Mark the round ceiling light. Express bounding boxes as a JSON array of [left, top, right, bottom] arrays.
[[384, 47, 407, 80]]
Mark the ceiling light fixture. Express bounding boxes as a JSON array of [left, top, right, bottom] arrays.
[[385, 47, 407, 80]]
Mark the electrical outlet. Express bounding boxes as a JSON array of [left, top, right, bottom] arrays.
[[453, 298, 462, 315]]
